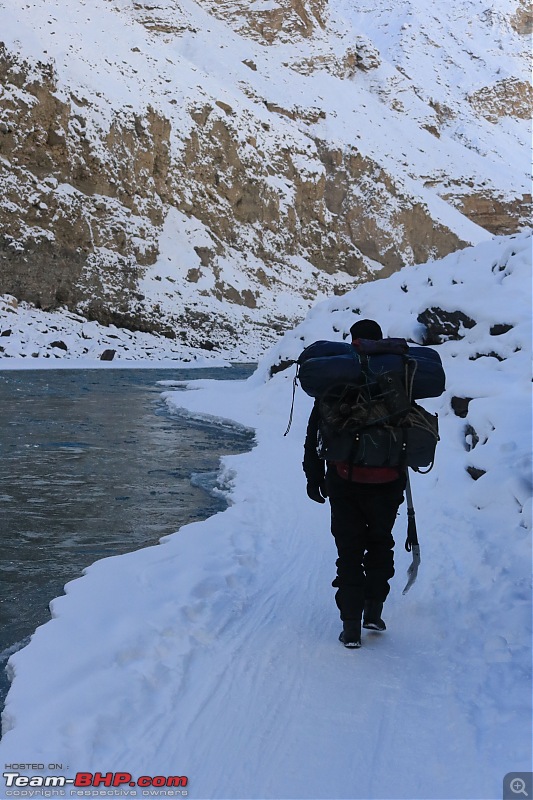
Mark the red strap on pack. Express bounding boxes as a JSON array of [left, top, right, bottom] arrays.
[[334, 462, 401, 484]]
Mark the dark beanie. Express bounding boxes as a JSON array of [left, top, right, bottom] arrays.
[[350, 319, 383, 341]]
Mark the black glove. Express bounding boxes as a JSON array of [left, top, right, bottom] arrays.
[[306, 480, 328, 504]]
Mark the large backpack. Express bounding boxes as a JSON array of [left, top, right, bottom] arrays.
[[297, 338, 444, 473]]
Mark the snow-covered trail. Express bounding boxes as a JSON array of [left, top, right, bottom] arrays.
[[2, 365, 527, 800], [128, 376, 525, 800]]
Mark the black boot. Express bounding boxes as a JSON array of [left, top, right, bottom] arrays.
[[339, 620, 362, 648], [363, 600, 386, 632]]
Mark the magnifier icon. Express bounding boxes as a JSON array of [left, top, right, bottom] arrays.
[[511, 778, 529, 797]]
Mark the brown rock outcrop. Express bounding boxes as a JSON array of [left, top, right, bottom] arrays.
[[510, 1, 533, 34], [442, 192, 532, 236], [468, 78, 533, 123], [195, 0, 326, 43]]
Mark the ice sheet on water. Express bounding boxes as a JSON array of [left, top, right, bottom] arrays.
[[163, 400, 256, 438], [190, 470, 235, 502]]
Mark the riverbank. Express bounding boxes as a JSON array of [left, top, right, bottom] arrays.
[[0, 356, 231, 369], [0, 293, 272, 364], [0, 366, 255, 724]]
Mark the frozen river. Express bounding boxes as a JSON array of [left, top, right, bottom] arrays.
[[0, 366, 255, 719]]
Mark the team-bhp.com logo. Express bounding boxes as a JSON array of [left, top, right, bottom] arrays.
[[3, 771, 188, 795]]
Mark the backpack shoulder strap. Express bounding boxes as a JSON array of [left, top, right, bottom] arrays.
[[283, 365, 299, 436]]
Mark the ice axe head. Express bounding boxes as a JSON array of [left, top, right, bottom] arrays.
[[402, 545, 421, 594]]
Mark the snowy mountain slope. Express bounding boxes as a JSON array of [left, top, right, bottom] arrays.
[[0, 0, 530, 357], [1, 232, 530, 799]]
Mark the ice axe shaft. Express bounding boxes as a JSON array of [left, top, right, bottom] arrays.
[[402, 472, 420, 594]]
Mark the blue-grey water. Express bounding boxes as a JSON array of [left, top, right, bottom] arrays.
[[0, 366, 256, 722]]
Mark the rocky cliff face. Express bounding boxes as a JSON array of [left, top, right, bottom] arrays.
[[0, 0, 530, 354], [0, 45, 169, 327]]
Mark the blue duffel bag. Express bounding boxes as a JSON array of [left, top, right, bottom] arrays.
[[297, 339, 445, 400]]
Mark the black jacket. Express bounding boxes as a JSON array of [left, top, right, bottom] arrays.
[[303, 402, 324, 485]]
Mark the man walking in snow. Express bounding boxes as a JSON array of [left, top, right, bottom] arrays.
[[303, 319, 406, 648]]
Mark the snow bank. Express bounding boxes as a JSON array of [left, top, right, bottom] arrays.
[[0, 233, 531, 800]]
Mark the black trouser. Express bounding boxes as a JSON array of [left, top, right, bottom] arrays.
[[325, 468, 406, 622]]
